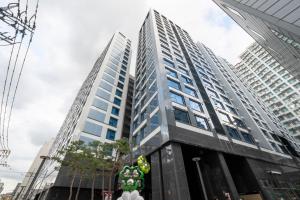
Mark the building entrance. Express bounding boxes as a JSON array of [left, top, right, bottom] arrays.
[[223, 154, 262, 199], [181, 144, 263, 200], [182, 145, 233, 200]]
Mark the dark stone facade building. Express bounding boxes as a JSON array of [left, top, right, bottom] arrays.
[[130, 9, 300, 200]]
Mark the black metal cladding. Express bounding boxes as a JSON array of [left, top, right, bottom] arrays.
[[170, 24, 226, 135]]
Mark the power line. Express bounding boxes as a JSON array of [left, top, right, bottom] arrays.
[[5, 33, 34, 154], [0, 0, 40, 164], [1, 33, 25, 151], [0, 28, 19, 151]]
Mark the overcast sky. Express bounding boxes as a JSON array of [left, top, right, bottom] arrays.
[[0, 0, 253, 193]]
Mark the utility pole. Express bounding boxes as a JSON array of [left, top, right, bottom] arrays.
[[0, 1, 36, 45], [0, 0, 40, 164]]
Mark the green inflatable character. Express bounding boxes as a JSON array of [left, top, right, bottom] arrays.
[[119, 155, 151, 192], [119, 165, 144, 192]]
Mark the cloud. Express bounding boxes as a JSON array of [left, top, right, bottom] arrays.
[[29, 124, 56, 146], [0, 0, 253, 194]]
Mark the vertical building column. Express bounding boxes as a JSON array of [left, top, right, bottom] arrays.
[[217, 152, 240, 200], [151, 151, 164, 200], [160, 143, 191, 200], [245, 158, 274, 200]]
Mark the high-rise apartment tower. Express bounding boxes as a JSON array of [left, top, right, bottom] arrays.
[[232, 42, 300, 142], [131, 9, 300, 200], [31, 32, 133, 200], [212, 0, 300, 80]]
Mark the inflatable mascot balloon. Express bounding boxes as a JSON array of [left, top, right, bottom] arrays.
[[117, 155, 150, 200]]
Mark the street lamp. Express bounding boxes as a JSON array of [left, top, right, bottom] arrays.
[[192, 157, 208, 200]]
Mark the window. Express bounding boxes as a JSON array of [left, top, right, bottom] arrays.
[[185, 87, 197, 97], [103, 74, 115, 84], [117, 82, 124, 89], [211, 79, 220, 86], [107, 61, 118, 71], [174, 108, 190, 124], [120, 70, 126, 76], [226, 126, 241, 140], [216, 87, 225, 94], [83, 121, 102, 136], [270, 142, 280, 152], [88, 109, 105, 122], [115, 89, 122, 97], [133, 119, 138, 130], [162, 50, 173, 60], [203, 80, 213, 88], [218, 112, 231, 123], [149, 95, 159, 113], [207, 89, 218, 98], [105, 68, 117, 78], [150, 112, 160, 132], [233, 118, 246, 128], [161, 44, 170, 53], [109, 117, 118, 127], [121, 65, 127, 71], [241, 132, 255, 144], [93, 98, 108, 111], [198, 67, 206, 74], [262, 129, 272, 139], [111, 107, 119, 116], [166, 68, 177, 78], [176, 59, 186, 67], [213, 99, 225, 109], [169, 91, 185, 105], [96, 89, 110, 101], [119, 76, 125, 82], [149, 82, 157, 93], [140, 97, 146, 108], [79, 136, 94, 145], [182, 75, 193, 85], [189, 100, 203, 112], [99, 81, 113, 92], [113, 97, 121, 106], [195, 115, 209, 130], [221, 96, 231, 104], [178, 67, 189, 75], [226, 106, 238, 115], [168, 79, 181, 90], [141, 110, 147, 121], [175, 53, 183, 60], [199, 72, 209, 79], [271, 29, 300, 49], [140, 126, 146, 140], [106, 129, 116, 141], [163, 58, 175, 68], [271, 134, 281, 142]]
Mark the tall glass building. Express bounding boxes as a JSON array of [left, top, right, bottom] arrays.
[[131, 9, 300, 200], [212, 0, 300, 80], [30, 32, 133, 200], [197, 43, 300, 154], [232, 43, 300, 143]]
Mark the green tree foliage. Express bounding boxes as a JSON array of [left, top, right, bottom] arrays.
[[52, 141, 86, 200], [107, 138, 130, 193], [51, 138, 130, 200]]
